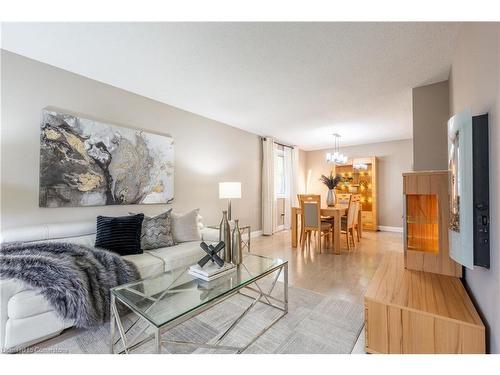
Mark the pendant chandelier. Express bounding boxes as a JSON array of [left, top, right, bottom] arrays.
[[325, 133, 348, 164]]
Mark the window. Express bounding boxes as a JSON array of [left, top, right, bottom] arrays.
[[275, 146, 285, 197]]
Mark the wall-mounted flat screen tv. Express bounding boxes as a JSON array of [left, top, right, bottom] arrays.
[[448, 110, 490, 269]]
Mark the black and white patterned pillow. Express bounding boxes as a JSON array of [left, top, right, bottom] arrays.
[[140, 209, 175, 250]]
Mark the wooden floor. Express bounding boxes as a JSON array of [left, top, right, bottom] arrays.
[[251, 229, 403, 304]]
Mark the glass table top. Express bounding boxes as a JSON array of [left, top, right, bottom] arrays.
[[111, 253, 286, 328]]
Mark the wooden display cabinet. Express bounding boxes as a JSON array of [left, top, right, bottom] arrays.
[[334, 156, 377, 231], [403, 171, 462, 277]]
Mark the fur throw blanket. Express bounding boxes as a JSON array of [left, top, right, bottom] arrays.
[[0, 242, 140, 328]]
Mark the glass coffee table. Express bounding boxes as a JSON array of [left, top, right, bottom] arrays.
[[110, 253, 288, 354]]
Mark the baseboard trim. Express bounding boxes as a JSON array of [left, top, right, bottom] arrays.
[[377, 226, 403, 233], [251, 230, 263, 238]]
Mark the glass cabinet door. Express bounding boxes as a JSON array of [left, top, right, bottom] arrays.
[[405, 194, 439, 253]]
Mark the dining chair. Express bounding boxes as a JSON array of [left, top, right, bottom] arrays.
[[297, 194, 308, 245], [340, 194, 362, 241], [352, 195, 362, 242], [341, 197, 358, 251], [336, 193, 352, 206], [298, 194, 332, 253], [337, 193, 352, 223], [297, 194, 326, 245]]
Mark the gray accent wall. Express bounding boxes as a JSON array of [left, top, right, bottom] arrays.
[[303, 139, 413, 229], [449, 23, 500, 353], [412, 80, 450, 171], [1, 50, 262, 231]]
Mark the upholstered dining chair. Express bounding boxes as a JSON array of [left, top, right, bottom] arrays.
[[297, 194, 330, 242], [297, 194, 321, 245], [336, 193, 352, 206], [298, 194, 332, 253], [336, 193, 352, 223]]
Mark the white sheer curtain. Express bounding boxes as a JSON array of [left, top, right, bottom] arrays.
[[284, 147, 300, 229], [291, 147, 300, 207], [262, 138, 275, 235]]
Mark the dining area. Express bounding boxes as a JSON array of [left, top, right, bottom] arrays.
[[291, 193, 363, 254]]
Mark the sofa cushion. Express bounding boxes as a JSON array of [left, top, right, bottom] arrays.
[[148, 241, 209, 272], [8, 290, 53, 320], [95, 214, 144, 255], [36, 235, 162, 278], [5, 311, 73, 351], [140, 209, 175, 250], [171, 209, 201, 243], [0, 221, 96, 244], [5, 253, 162, 320], [122, 253, 164, 279], [44, 234, 96, 248]]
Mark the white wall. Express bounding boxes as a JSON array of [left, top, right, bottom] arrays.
[[449, 23, 500, 353], [1, 50, 262, 231], [303, 139, 413, 229]]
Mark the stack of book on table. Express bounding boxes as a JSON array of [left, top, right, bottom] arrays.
[[188, 262, 236, 281]]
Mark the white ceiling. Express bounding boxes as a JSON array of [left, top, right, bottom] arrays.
[[1, 22, 461, 150]]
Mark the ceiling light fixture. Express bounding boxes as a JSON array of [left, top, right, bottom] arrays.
[[325, 133, 348, 164]]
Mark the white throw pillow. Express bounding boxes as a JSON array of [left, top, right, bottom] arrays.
[[171, 209, 202, 243]]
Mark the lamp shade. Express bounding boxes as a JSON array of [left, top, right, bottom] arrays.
[[219, 182, 241, 199]]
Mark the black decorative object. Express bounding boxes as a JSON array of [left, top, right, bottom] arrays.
[[198, 241, 225, 268]]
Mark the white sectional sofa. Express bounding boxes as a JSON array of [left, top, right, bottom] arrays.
[[0, 221, 220, 352]]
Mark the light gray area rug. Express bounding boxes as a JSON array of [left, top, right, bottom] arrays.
[[35, 282, 364, 354]]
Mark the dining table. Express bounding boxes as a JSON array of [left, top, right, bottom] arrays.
[[291, 205, 362, 254]]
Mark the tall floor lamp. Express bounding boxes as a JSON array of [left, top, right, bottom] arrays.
[[219, 182, 241, 221]]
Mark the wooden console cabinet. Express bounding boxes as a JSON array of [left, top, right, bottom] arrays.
[[364, 171, 485, 354], [365, 252, 485, 354]]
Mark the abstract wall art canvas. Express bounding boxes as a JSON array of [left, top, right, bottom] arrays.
[[39, 109, 174, 207]]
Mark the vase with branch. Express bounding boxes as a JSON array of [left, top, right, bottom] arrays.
[[319, 173, 341, 206]]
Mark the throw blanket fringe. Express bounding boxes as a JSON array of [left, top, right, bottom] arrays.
[[0, 242, 140, 328]]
